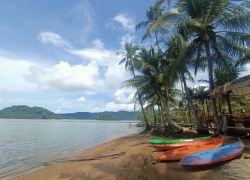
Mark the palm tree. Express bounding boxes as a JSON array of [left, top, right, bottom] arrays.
[[164, 0, 250, 132], [164, 34, 208, 133], [117, 42, 151, 130], [135, 0, 168, 50], [137, 47, 182, 132], [214, 65, 243, 87]]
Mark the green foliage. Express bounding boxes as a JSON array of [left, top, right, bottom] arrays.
[[96, 114, 120, 120], [58, 111, 138, 120], [0, 105, 61, 119], [136, 110, 160, 123]]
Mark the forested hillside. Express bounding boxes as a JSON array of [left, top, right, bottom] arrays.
[[58, 111, 138, 120], [0, 105, 138, 120], [0, 105, 61, 119]]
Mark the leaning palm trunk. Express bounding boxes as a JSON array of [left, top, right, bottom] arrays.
[[155, 88, 182, 133], [152, 107, 157, 123], [181, 74, 208, 132], [133, 69, 151, 130], [204, 42, 220, 133], [158, 104, 164, 124], [138, 95, 151, 130]]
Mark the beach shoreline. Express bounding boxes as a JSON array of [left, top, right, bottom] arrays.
[[11, 133, 250, 180]]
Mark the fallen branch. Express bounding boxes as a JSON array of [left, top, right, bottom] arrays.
[[49, 152, 126, 164]]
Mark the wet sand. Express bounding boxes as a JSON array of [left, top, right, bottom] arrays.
[[12, 134, 250, 180]]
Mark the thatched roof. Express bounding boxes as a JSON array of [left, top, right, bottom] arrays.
[[190, 74, 250, 99], [221, 74, 250, 96]]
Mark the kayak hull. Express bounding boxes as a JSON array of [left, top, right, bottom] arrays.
[[181, 141, 244, 166], [157, 138, 225, 161], [152, 138, 218, 151], [149, 136, 211, 144]]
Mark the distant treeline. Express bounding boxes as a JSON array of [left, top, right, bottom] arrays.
[[0, 105, 61, 119], [96, 114, 120, 120], [0, 105, 139, 120], [58, 111, 138, 120]]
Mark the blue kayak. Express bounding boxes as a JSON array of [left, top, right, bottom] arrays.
[[181, 141, 244, 166]]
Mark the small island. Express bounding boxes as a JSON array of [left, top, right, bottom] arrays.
[[0, 105, 61, 119], [96, 114, 120, 120]]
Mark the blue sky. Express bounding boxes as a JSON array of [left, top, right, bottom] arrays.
[[0, 0, 249, 113]]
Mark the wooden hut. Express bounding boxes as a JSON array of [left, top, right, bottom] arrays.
[[190, 74, 250, 134]]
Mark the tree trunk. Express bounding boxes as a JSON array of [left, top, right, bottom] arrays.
[[152, 107, 157, 123], [138, 96, 151, 130], [181, 74, 208, 131], [155, 32, 160, 51], [158, 104, 164, 123], [132, 69, 151, 130], [204, 41, 220, 133], [155, 88, 182, 133]]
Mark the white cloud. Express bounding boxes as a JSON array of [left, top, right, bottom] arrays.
[[82, 90, 135, 112], [120, 34, 135, 48], [69, 48, 111, 62], [24, 59, 131, 94], [67, 1, 95, 33], [0, 56, 36, 92], [84, 92, 96, 95], [106, 13, 136, 47], [58, 98, 66, 102], [86, 101, 134, 112], [114, 90, 134, 104], [54, 109, 62, 113], [104, 102, 134, 112], [77, 96, 86, 102], [104, 64, 131, 90], [92, 39, 104, 49], [38, 32, 72, 49], [25, 61, 101, 92], [113, 13, 135, 33]]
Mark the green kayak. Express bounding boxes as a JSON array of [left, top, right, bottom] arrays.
[[148, 136, 211, 144]]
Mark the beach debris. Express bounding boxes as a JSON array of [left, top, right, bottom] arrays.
[[243, 153, 250, 159], [49, 152, 126, 164]]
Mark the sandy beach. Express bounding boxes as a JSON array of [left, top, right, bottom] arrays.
[[12, 134, 250, 180]]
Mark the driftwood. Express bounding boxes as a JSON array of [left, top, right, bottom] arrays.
[[48, 152, 126, 165], [243, 153, 250, 159]]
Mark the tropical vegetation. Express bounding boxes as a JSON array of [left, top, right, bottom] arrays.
[[0, 105, 61, 119], [117, 0, 250, 134], [96, 114, 120, 120], [58, 111, 138, 120]]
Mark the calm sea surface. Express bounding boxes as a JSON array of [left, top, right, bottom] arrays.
[[0, 119, 143, 179]]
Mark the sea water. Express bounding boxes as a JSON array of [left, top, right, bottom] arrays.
[[0, 119, 143, 179]]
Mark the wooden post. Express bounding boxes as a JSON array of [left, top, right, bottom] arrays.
[[226, 93, 233, 126]]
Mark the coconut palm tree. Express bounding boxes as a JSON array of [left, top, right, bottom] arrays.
[[164, 34, 208, 133], [135, 0, 169, 50], [117, 42, 151, 130], [164, 0, 250, 132], [214, 65, 243, 87], [137, 47, 182, 132]]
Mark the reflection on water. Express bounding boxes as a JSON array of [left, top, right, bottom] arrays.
[[0, 119, 142, 179]]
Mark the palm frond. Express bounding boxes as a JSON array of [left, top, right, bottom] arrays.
[[135, 21, 150, 30], [224, 31, 250, 47]]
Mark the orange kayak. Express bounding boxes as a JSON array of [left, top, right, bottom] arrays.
[[157, 138, 225, 161], [153, 138, 219, 151]]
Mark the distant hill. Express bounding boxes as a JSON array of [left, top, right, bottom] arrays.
[[0, 105, 61, 119], [58, 111, 138, 120], [96, 114, 120, 120]]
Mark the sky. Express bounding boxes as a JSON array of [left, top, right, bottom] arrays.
[[0, 0, 249, 114]]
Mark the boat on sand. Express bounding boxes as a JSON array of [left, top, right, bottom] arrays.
[[152, 138, 219, 151], [149, 136, 211, 144], [157, 138, 225, 161], [180, 141, 244, 166]]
